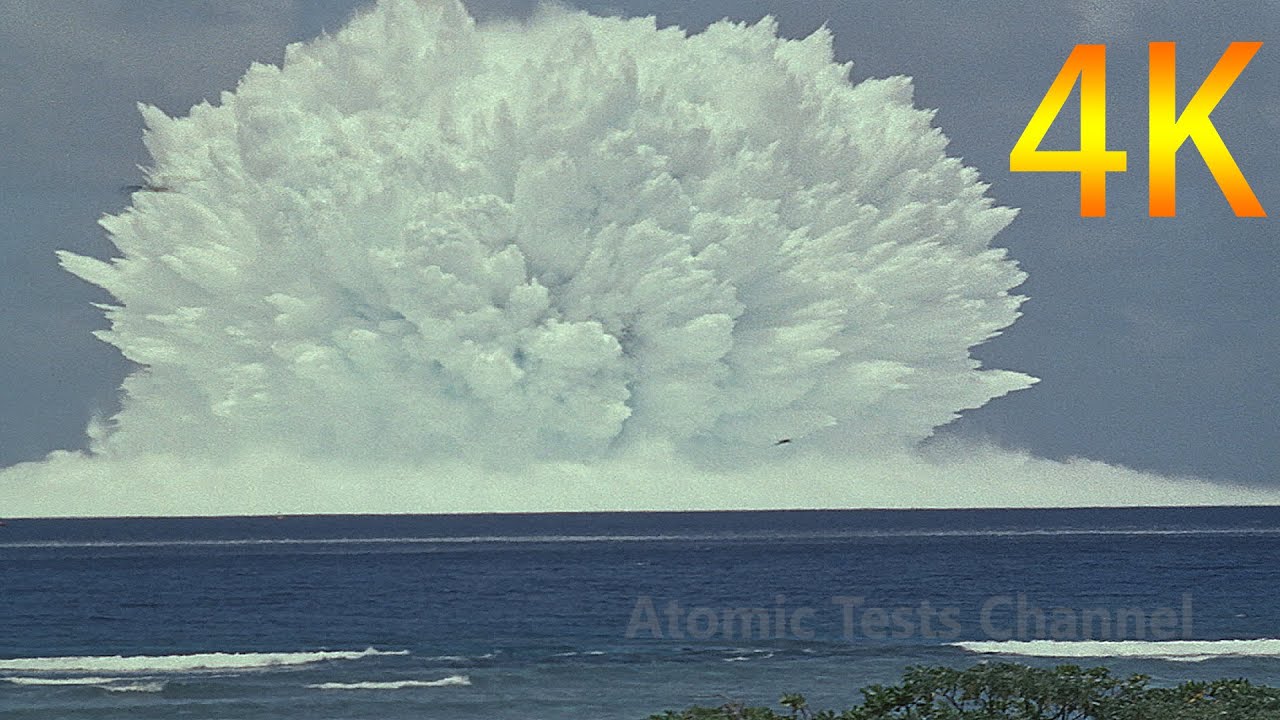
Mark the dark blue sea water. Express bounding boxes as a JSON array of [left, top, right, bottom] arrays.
[[3, 507, 1280, 719]]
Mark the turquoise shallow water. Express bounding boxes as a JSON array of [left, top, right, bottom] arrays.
[[3, 507, 1280, 719]]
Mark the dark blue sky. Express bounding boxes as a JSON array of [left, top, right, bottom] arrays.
[[1, 0, 1275, 489]]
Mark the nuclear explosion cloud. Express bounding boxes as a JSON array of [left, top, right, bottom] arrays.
[[7, 0, 1270, 516], [67, 0, 1032, 458]]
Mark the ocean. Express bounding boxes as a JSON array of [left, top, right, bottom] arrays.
[[3, 507, 1279, 719]]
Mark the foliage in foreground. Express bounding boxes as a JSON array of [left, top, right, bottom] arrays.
[[649, 662, 1280, 720]]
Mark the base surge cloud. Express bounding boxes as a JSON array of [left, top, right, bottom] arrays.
[[4, 0, 1272, 515]]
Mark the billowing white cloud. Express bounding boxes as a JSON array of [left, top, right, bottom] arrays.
[[6, 0, 1271, 516]]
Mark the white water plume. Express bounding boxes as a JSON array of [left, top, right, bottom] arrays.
[[6, 0, 1271, 515]]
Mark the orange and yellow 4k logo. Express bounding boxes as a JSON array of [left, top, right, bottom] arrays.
[[1011, 42, 1266, 218]]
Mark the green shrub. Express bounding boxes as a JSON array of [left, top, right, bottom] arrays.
[[649, 663, 1280, 720]]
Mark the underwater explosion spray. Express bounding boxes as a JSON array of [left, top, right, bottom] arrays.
[[12, 0, 1260, 516]]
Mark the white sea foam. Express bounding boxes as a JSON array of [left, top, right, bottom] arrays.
[[3, 676, 167, 692], [4, 676, 125, 685], [102, 681, 167, 692], [308, 675, 471, 690], [953, 639, 1280, 662], [0, 648, 405, 673], [424, 652, 496, 662], [723, 650, 774, 662]]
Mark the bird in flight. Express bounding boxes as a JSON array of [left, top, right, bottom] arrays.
[[121, 183, 173, 194]]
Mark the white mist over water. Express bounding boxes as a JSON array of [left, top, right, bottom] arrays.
[[4, 0, 1274, 515]]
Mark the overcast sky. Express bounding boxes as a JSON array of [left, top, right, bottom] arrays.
[[1, 0, 1276, 496]]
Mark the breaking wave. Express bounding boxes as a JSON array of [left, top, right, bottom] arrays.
[[0, 648, 405, 673], [953, 639, 1280, 662], [100, 680, 168, 693], [2, 676, 167, 692], [308, 675, 472, 690]]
